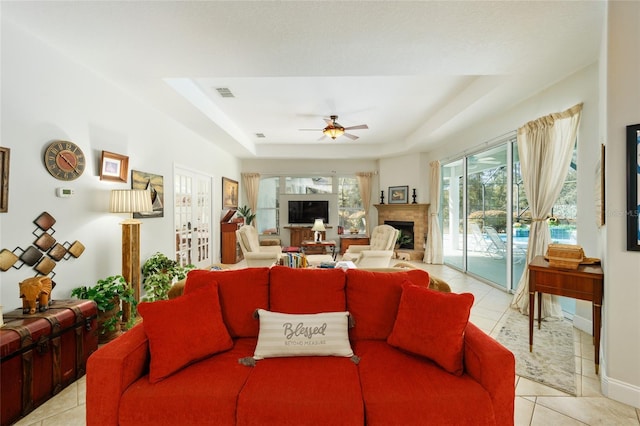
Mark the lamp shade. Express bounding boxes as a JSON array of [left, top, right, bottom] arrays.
[[110, 189, 153, 213], [311, 218, 326, 232]]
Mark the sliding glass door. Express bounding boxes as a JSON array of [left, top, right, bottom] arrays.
[[442, 136, 519, 292], [442, 159, 464, 270], [466, 145, 510, 289], [441, 136, 577, 303]]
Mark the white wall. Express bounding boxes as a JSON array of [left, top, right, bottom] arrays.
[[378, 152, 430, 205], [601, 1, 640, 408], [0, 20, 241, 306]]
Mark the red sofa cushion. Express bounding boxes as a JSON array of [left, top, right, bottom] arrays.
[[387, 284, 474, 376], [119, 338, 257, 424], [236, 356, 364, 426], [269, 266, 346, 313], [353, 340, 496, 425], [185, 268, 270, 337], [137, 284, 233, 383], [345, 269, 429, 340]]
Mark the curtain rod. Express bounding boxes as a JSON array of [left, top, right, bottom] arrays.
[[257, 171, 379, 177]]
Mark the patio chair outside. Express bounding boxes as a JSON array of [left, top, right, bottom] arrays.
[[484, 226, 526, 263]]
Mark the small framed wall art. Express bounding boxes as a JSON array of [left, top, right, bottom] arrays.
[[626, 124, 640, 251], [100, 151, 129, 182], [388, 185, 409, 204], [0, 147, 9, 213], [222, 177, 239, 209]]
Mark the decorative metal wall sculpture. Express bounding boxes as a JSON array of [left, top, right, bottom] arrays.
[[0, 211, 84, 280]]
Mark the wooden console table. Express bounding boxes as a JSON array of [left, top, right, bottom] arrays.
[[339, 235, 369, 254], [528, 255, 604, 374], [285, 226, 329, 247]]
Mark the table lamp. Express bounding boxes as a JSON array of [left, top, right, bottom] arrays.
[[109, 189, 153, 322], [311, 218, 326, 242]]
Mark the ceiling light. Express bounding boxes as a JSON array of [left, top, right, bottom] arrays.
[[323, 125, 345, 139]]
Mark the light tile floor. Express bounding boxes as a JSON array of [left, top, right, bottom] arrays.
[[13, 262, 640, 425]]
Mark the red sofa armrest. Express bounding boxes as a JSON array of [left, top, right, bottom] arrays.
[[464, 322, 515, 426], [86, 323, 149, 426]]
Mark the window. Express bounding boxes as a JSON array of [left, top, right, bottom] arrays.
[[255, 175, 363, 234], [337, 177, 364, 232], [256, 177, 279, 234], [284, 177, 332, 194]]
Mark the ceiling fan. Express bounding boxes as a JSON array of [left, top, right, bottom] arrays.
[[300, 115, 369, 140]]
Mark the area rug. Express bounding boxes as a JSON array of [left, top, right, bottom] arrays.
[[495, 309, 576, 395]]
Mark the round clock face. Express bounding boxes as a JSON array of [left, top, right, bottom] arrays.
[[44, 140, 86, 181]]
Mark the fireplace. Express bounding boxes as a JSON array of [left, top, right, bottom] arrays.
[[375, 203, 429, 260], [385, 220, 414, 249]]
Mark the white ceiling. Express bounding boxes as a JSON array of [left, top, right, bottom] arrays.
[[2, 1, 605, 160]]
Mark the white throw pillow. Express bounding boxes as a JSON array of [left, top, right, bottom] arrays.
[[253, 309, 354, 360]]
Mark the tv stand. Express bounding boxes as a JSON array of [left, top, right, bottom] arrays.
[[285, 226, 330, 247]]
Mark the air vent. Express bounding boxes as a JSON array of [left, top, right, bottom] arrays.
[[215, 87, 235, 98], [255, 133, 266, 138]]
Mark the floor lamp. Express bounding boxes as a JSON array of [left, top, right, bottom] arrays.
[[109, 189, 153, 323]]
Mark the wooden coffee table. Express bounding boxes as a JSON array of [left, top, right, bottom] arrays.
[[301, 240, 337, 260]]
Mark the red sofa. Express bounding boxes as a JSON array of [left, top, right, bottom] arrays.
[[86, 266, 515, 425]]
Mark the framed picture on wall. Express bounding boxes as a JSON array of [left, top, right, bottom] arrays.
[[627, 124, 640, 251], [0, 147, 9, 213], [132, 170, 164, 219], [222, 177, 238, 209], [100, 151, 129, 182], [388, 185, 409, 204]]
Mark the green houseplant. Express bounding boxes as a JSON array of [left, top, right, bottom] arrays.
[[71, 275, 136, 342], [142, 252, 194, 302], [236, 205, 256, 226], [396, 233, 413, 249]]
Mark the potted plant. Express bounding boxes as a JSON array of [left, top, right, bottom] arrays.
[[71, 275, 136, 343], [395, 233, 413, 249], [142, 252, 194, 302], [236, 205, 256, 226]]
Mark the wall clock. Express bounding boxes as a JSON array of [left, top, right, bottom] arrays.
[[44, 140, 86, 181]]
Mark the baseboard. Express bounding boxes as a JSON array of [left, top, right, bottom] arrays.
[[601, 361, 640, 409], [572, 314, 592, 335]]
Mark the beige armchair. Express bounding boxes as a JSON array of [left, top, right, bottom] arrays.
[[342, 224, 399, 268], [236, 225, 282, 267]]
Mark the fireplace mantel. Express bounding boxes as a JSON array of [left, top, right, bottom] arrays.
[[374, 203, 430, 212], [374, 204, 430, 256]]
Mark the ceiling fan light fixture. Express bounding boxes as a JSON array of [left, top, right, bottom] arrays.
[[323, 126, 345, 139]]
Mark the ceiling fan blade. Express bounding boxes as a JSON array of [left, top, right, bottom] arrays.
[[343, 133, 359, 140], [317, 135, 328, 141], [344, 124, 368, 130], [323, 118, 333, 125]]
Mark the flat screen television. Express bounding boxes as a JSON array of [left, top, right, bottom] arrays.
[[288, 200, 329, 224]]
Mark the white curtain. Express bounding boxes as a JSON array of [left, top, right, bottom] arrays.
[[511, 103, 583, 317], [241, 173, 260, 226], [424, 161, 443, 264], [356, 172, 374, 236]]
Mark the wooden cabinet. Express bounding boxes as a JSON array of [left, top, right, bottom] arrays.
[[339, 235, 370, 254], [285, 226, 325, 247], [220, 222, 243, 264]]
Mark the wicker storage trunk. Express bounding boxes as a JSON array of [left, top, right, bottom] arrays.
[[545, 244, 584, 269]]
